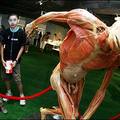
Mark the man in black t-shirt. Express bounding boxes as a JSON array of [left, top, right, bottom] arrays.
[[0, 14, 26, 105]]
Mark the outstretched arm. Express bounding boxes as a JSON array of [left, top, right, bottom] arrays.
[[25, 11, 68, 36], [25, 9, 107, 36], [83, 68, 113, 119], [33, 12, 68, 25]]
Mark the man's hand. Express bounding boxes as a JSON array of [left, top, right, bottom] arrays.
[[2, 60, 6, 67], [13, 61, 17, 68], [25, 22, 38, 37], [25, 23, 34, 37]]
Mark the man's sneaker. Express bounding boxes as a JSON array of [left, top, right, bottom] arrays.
[[20, 95, 26, 106], [0, 107, 8, 114], [20, 100, 26, 106], [3, 92, 12, 102]]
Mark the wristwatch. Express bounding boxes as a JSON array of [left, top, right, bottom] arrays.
[[15, 60, 18, 63]]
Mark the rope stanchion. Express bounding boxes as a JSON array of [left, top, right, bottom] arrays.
[[0, 86, 52, 100]]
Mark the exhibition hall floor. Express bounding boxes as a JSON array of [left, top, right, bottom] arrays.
[[0, 46, 119, 120]]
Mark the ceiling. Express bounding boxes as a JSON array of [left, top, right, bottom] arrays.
[[0, 0, 120, 19], [0, 0, 82, 18]]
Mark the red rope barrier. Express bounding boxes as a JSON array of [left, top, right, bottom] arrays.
[[0, 86, 52, 100], [110, 113, 120, 120], [0, 85, 119, 120]]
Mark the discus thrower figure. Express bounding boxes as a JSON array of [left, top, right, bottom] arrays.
[[25, 9, 120, 119]]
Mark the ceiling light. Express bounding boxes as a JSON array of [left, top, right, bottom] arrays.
[[36, 0, 48, 6]]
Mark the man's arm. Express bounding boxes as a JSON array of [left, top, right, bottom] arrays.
[[13, 29, 26, 67], [13, 46, 24, 67], [16, 46, 24, 61], [25, 11, 68, 37], [1, 44, 6, 67], [0, 31, 6, 67]]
